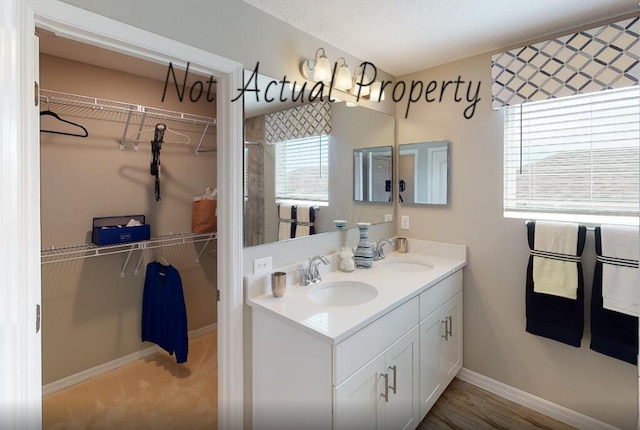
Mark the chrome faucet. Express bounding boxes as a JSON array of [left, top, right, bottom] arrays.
[[299, 255, 330, 286], [373, 238, 394, 261]]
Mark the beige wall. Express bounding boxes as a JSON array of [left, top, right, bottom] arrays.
[[40, 54, 218, 383], [395, 53, 637, 429]]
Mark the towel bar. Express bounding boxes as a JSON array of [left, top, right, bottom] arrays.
[[524, 220, 595, 231]]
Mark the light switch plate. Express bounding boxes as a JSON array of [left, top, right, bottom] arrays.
[[384, 213, 393, 222], [401, 215, 410, 230], [253, 256, 272, 274]]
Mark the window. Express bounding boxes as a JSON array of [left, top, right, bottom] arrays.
[[275, 134, 329, 203], [504, 86, 640, 224]]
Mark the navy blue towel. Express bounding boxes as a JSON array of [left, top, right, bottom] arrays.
[[525, 221, 586, 347], [590, 227, 638, 365], [142, 261, 188, 363]]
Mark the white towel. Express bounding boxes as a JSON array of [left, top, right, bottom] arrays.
[[601, 225, 639, 317], [295, 205, 311, 238], [532, 221, 579, 299], [278, 204, 293, 241]]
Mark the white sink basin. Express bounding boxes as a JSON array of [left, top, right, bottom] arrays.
[[308, 281, 378, 307], [381, 259, 433, 272]]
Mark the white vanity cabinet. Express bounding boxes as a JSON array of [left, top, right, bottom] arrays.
[[334, 326, 420, 430], [251, 267, 463, 430], [418, 270, 463, 419]]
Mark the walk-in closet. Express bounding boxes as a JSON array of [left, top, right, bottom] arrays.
[[38, 29, 219, 429]]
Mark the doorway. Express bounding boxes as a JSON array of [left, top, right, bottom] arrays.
[[3, 2, 244, 428], [38, 28, 220, 428]]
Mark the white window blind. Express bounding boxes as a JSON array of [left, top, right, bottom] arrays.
[[275, 135, 329, 202], [504, 86, 640, 220]]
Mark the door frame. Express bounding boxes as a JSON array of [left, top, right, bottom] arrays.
[[2, 1, 245, 428]]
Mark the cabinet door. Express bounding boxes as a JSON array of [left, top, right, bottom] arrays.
[[385, 327, 420, 430], [334, 354, 386, 430], [440, 292, 463, 385], [419, 308, 445, 420]]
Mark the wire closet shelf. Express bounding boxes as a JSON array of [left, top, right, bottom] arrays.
[[39, 89, 217, 154], [41, 232, 217, 277]]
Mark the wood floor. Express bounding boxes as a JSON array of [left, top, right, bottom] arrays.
[[44, 330, 574, 429], [419, 379, 575, 430]]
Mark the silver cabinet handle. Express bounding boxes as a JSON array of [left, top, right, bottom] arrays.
[[381, 372, 389, 402], [388, 365, 397, 394], [447, 315, 453, 338], [441, 319, 448, 340]]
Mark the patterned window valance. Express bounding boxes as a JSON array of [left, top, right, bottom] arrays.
[[265, 101, 331, 144], [491, 16, 639, 109]]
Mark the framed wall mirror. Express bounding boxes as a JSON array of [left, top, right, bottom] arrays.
[[353, 146, 393, 203], [243, 70, 395, 247], [398, 141, 449, 205]]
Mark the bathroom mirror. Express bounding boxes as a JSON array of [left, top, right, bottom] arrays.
[[353, 146, 393, 203], [398, 141, 449, 205], [243, 70, 395, 247]]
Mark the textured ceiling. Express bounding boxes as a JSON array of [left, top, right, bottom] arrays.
[[244, 0, 639, 76]]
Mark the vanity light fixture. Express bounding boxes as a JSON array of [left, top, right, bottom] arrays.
[[300, 48, 332, 82], [300, 48, 387, 104]]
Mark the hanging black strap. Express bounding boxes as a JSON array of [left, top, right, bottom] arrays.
[[150, 124, 166, 202]]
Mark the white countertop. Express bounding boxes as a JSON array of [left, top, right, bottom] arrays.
[[246, 239, 467, 344]]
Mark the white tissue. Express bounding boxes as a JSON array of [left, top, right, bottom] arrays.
[[204, 187, 217, 200], [126, 219, 143, 227], [193, 186, 218, 201]]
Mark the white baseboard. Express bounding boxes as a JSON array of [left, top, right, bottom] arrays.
[[43, 323, 218, 396], [189, 322, 217, 338], [457, 368, 620, 430]]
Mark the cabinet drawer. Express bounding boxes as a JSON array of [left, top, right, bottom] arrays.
[[334, 296, 419, 386], [419, 270, 462, 321]]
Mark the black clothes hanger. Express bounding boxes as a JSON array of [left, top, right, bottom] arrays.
[[40, 110, 89, 138], [150, 124, 166, 202]]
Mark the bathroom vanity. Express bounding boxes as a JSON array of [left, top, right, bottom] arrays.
[[246, 240, 466, 430]]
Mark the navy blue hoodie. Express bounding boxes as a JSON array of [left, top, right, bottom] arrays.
[[142, 261, 188, 363]]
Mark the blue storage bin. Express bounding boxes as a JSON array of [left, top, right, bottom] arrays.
[[92, 215, 151, 246]]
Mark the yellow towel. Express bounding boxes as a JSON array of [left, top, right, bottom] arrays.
[[532, 221, 579, 299]]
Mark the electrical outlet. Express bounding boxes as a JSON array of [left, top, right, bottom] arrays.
[[384, 213, 393, 222], [401, 215, 410, 230], [253, 256, 272, 274]]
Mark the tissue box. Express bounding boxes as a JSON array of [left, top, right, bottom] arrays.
[[92, 215, 150, 246]]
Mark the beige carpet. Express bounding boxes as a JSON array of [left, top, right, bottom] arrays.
[[43, 330, 217, 430]]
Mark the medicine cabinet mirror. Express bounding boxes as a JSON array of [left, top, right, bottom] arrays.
[[398, 141, 449, 205], [243, 70, 395, 247], [353, 146, 393, 203]]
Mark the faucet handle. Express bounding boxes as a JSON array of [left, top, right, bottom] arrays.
[[298, 266, 309, 285]]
